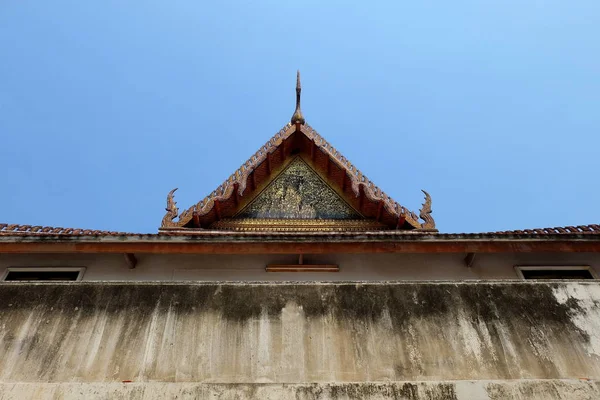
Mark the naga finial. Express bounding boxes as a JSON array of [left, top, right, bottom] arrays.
[[290, 70, 305, 125], [419, 190, 436, 230], [161, 188, 179, 228]]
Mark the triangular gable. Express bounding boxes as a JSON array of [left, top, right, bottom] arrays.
[[236, 157, 361, 220], [160, 123, 435, 232], [160, 71, 435, 232]]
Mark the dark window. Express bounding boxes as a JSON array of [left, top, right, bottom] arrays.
[[521, 269, 594, 280], [4, 270, 80, 281]]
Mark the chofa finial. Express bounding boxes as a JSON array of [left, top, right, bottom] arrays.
[[291, 70, 305, 125], [419, 190, 436, 230], [160, 188, 180, 228]]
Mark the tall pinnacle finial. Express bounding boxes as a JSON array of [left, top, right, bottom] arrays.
[[291, 70, 305, 125]]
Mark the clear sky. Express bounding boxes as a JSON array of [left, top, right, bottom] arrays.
[[1, 1, 599, 233]]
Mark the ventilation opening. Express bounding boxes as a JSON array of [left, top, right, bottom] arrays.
[[517, 266, 595, 280], [3, 268, 84, 281]]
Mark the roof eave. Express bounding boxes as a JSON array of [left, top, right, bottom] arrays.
[[1, 233, 599, 254]]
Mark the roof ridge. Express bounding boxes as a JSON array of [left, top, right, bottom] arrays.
[[300, 124, 427, 228], [0, 223, 133, 236], [486, 224, 600, 235], [1, 222, 599, 237], [171, 122, 295, 228]]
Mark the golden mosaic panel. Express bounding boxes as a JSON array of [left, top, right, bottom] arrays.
[[236, 157, 360, 220]]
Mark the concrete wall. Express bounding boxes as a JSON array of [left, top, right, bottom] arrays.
[[1, 381, 599, 400], [0, 282, 599, 399], [1, 252, 599, 281]]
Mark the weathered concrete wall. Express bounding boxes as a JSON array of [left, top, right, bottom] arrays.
[[1, 252, 599, 281], [0, 282, 599, 381], [1, 281, 600, 399], [1, 380, 599, 400]]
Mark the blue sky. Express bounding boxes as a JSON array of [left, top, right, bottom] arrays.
[[1, 1, 599, 233]]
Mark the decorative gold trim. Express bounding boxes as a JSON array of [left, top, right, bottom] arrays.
[[210, 218, 387, 232]]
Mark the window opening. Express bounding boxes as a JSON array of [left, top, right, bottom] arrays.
[[2, 268, 85, 281], [515, 266, 596, 280]]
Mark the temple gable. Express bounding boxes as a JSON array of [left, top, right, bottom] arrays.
[[236, 157, 360, 220], [159, 72, 436, 232]]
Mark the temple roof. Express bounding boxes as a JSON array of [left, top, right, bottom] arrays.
[[2, 222, 600, 258], [160, 122, 435, 232], [2, 219, 599, 255], [159, 72, 435, 233], [3, 222, 598, 237], [4, 75, 597, 242]]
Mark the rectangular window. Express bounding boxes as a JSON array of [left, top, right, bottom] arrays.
[[515, 266, 596, 280], [2, 267, 85, 281]]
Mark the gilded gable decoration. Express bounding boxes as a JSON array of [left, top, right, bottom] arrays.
[[237, 157, 361, 220]]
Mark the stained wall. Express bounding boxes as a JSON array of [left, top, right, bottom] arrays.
[[0, 282, 599, 399]]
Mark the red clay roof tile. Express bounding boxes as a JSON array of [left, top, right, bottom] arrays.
[[483, 224, 600, 235], [0, 223, 132, 236], [1, 222, 599, 238]]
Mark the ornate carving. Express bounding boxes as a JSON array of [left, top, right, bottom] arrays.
[[161, 188, 179, 228], [237, 157, 360, 220], [211, 218, 386, 232], [419, 190, 436, 230], [299, 125, 423, 229], [175, 124, 293, 227]]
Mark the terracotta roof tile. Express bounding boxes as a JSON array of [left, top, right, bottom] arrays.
[[1, 223, 599, 238], [483, 224, 600, 235], [0, 223, 132, 236]]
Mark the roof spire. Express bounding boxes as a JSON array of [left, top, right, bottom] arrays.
[[291, 70, 305, 125]]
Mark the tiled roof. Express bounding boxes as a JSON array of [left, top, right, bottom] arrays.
[[484, 224, 600, 235], [161, 123, 432, 231], [0, 223, 132, 236], [1, 222, 599, 238], [162, 73, 433, 231]]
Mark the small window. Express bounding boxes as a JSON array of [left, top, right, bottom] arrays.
[[2, 267, 85, 281], [515, 266, 596, 280]]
